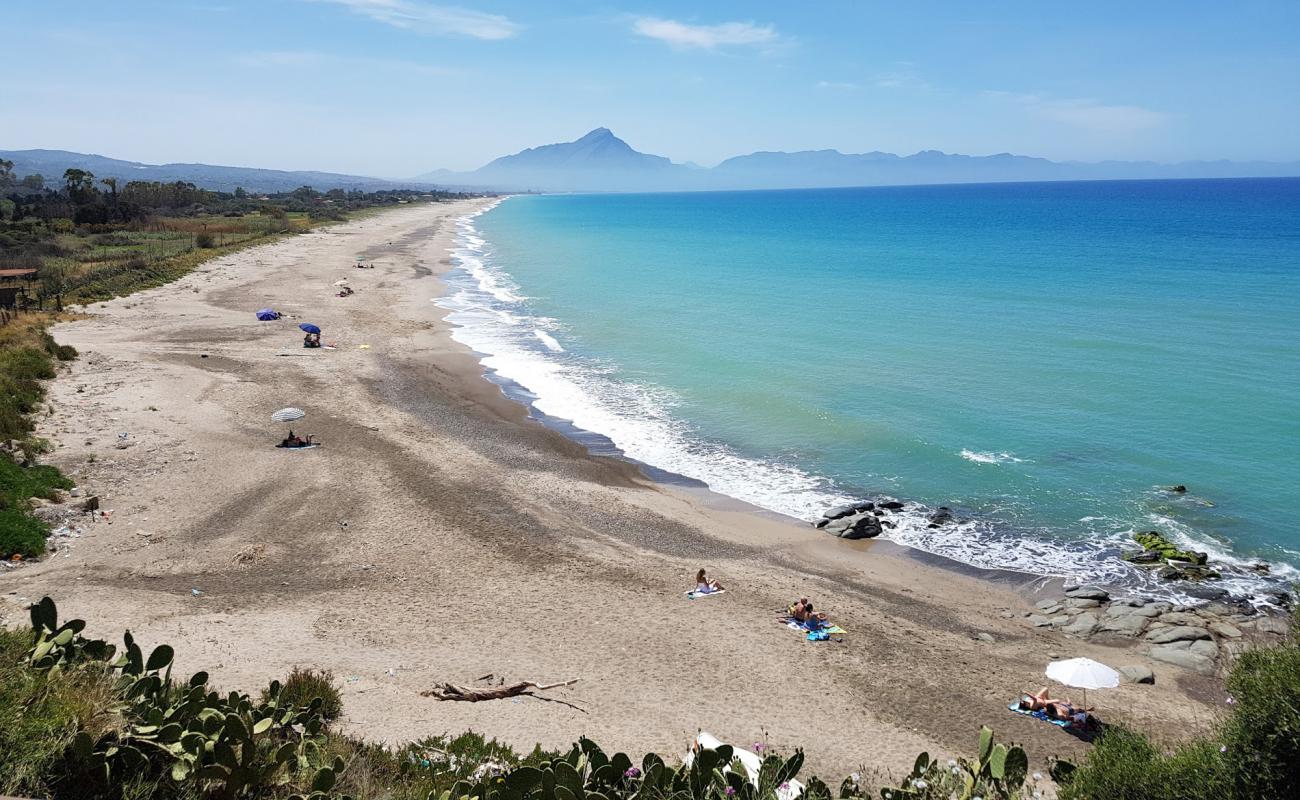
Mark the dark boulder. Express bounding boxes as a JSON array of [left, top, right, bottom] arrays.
[[879, 500, 905, 511], [1180, 584, 1231, 602], [822, 504, 861, 522], [927, 507, 954, 528], [825, 512, 883, 540], [1170, 485, 1188, 493], [1127, 549, 1163, 564]]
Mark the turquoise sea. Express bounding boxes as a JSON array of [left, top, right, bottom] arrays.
[[441, 179, 1300, 603]]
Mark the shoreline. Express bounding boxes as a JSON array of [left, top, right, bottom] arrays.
[[437, 197, 1292, 610], [0, 200, 1237, 777]]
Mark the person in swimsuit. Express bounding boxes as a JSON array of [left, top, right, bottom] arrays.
[[1018, 687, 1054, 711]]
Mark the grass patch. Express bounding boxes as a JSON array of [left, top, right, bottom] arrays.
[[0, 317, 75, 558], [265, 666, 344, 721], [0, 626, 120, 796]]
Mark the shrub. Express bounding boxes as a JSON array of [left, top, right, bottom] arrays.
[[0, 506, 49, 559], [1060, 612, 1298, 800], [194, 231, 215, 248], [1219, 632, 1300, 798], [1058, 726, 1226, 800], [267, 666, 343, 721]]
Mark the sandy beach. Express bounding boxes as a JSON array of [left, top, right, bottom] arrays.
[[1, 199, 1223, 779]]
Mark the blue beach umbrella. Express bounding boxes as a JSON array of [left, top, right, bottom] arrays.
[[299, 323, 321, 335], [256, 308, 279, 321]]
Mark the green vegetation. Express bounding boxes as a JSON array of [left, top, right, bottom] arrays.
[[880, 728, 1028, 799], [266, 668, 344, 722], [1124, 531, 1208, 566], [1057, 608, 1300, 800], [2, 598, 1048, 800], [7, 597, 1297, 800], [0, 316, 76, 558]]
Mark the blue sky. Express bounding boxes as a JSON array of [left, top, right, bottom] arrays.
[[5, 1, 1299, 176]]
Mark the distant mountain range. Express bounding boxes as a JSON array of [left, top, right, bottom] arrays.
[[418, 128, 1300, 192], [6, 131, 1299, 196], [0, 149, 425, 194]]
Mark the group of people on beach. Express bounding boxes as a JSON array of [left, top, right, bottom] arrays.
[[692, 569, 832, 631], [692, 567, 1100, 731]]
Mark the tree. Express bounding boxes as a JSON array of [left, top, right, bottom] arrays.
[[62, 168, 97, 205], [100, 176, 118, 201], [234, 186, 247, 199], [20, 173, 44, 190], [0, 158, 14, 187]]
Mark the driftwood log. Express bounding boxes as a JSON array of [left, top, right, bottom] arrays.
[[421, 678, 578, 702]]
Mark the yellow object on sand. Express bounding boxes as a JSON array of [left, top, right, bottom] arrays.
[[359, 344, 371, 349]]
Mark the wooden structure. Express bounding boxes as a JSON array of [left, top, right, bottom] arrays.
[[0, 268, 36, 311]]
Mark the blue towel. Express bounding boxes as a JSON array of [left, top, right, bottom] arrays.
[[1006, 702, 1070, 728]]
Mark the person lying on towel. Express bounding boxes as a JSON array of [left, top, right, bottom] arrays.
[[1047, 701, 1097, 729], [1018, 687, 1055, 712]]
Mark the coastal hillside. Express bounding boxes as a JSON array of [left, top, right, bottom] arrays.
[[8, 139, 1299, 197], [416, 128, 692, 192], [416, 129, 1300, 193], [0, 149, 431, 194]]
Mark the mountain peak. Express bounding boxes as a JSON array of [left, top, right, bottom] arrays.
[[578, 127, 616, 141]]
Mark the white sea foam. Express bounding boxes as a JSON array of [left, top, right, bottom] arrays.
[[960, 449, 1025, 465], [436, 202, 1291, 605], [533, 330, 565, 352]]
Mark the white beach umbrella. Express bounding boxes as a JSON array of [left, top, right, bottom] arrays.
[[333, 280, 350, 286], [1045, 657, 1119, 708], [270, 407, 306, 423]]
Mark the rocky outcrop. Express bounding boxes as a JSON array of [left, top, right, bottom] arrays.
[[1119, 665, 1155, 684], [1145, 625, 1212, 644], [1021, 582, 1293, 677], [821, 512, 883, 540], [813, 498, 918, 539]]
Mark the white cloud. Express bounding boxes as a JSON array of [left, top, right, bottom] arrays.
[[984, 89, 1168, 135], [633, 17, 777, 50], [234, 50, 459, 77], [308, 0, 519, 40], [815, 81, 858, 91], [872, 63, 929, 90], [1037, 99, 1169, 134], [235, 51, 324, 67]]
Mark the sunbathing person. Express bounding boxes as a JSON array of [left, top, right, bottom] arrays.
[[1018, 687, 1055, 712], [303, 332, 321, 348], [791, 598, 829, 625], [694, 569, 724, 594], [277, 430, 315, 448], [1046, 701, 1097, 728]]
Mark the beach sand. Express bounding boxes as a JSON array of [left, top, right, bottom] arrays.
[[2, 199, 1221, 780]]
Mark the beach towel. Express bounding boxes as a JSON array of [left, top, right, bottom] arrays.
[[685, 589, 726, 599], [779, 617, 845, 640], [1007, 702, 1070, 728]]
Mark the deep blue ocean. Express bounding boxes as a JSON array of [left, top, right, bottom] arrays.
[[440, 179, 1300, 602]]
